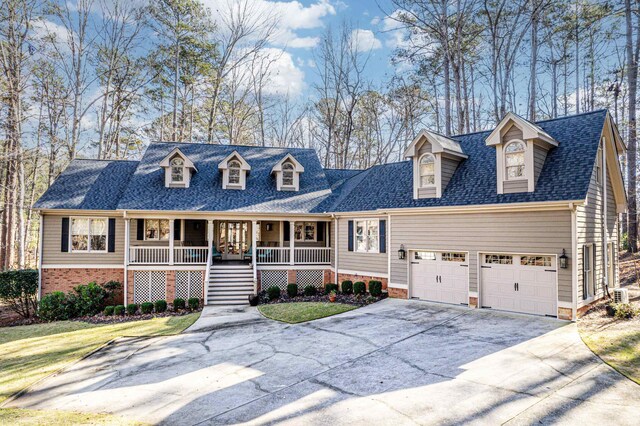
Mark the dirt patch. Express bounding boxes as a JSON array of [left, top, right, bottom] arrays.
[[73, 309, 201, 325]]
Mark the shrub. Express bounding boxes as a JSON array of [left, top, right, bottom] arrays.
[[103, 306, 115, 316], [609, 302, 640, 319], [72, 282, 108, 316], [353, 281, 366, 295], [267, 286, 281, 300], [154, 299, 167, 313], [0, 269, 39, 318], [368, 280, 383, 297], [324, 283, 338, 294], [173, 298, 186, 310], [126, 303, 138, 315], [188, 297, 200, 310], [287, 283, 298, 298], [341, 280, 353, 294], [102, 280, 122, 306], [38, 292, 76, 321], [621, 232, 629, 251], [304, 285, 317, 296], [140, 302, 154, 314], [114, 305, 125, 315]]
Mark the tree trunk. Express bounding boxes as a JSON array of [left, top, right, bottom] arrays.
[[626, 0, 638, 252]]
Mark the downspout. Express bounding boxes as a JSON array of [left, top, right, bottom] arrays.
[[570, 202, 578, 321], [123, 211, 129, 307], [602, 138, 611, 299], [332, 214, 338, 284]]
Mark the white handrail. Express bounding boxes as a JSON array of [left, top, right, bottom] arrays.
[[256, 247, 331, 264], [204, 241, 212, 306], [174, 247, 208, 264], [129, 246, 208, 264]]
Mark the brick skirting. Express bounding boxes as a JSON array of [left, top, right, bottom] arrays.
[[42, 268, 125, 304], [387, 287, 408, 298], [337, 273, 388, 290]]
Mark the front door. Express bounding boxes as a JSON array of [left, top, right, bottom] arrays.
[[219, 221, 248, 260]]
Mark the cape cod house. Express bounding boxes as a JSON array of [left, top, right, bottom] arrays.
[[33, 109, 626, 321]]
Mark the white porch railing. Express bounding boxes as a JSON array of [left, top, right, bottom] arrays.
[[256, 247, 290, 264], [294, 247, 332, 264], [129, 247, 208, 264]]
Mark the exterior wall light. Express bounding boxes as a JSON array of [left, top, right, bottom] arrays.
[[559, 249, 568, 269], [398, 244, 406, 260]]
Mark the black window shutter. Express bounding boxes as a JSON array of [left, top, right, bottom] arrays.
[[348, 220, 354, 252], [137, 219, 144, 240], [283, 221, 290, 241], [174, 220, 181, 240], [61, 217, 69, 252], [379, 219, 386, 253], [317, 222, 325, 242], [108, 218, 116, 252]]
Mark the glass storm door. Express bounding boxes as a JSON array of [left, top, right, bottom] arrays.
[[220, 221, 247, 259]]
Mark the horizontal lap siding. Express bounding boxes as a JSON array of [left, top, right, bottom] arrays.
[[43, 214, 125, 265], [389, 210, 572, 302], [337, 216, 388, 275], [418, 187, 437, 198], [503, 180, 528, 193], [441, 157, 459, 190], [534, 145, 548, 184]]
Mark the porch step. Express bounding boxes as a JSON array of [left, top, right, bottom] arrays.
[[206, 263, 255, 306], [209, 277, 254, 284]]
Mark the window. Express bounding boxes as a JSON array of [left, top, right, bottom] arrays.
[[583, 245, 594, 299], [282, 162, 295, 186], [170, 157, 184, 183], [71, 218, 107, 252], [505, 141, 526, 179], [414, 251, 436, 260], [145, 219, 170, 241], [355, 219, 379, 253], [484, 254, 513, 265], [520, 255, 552, 267], [419, 154, 435, 187], [228, 160, 241, 185], [442, 252, 466, 262], [294, 221, 316, 241]]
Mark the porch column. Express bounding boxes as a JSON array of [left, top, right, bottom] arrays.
[[169, 219, 174, 265], [289, 221, 295, 265], [252, 220, 258, 293], [207, 219, 214, 249], [124, 218, 130, 306]]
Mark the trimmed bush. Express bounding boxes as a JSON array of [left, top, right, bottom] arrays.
[[103, 306, 115, 316], [140, 302, 154, 314], [609, 302, 640, 319], [287, 283, 298, 298], [341, 280, 353, 294], [102, 280, 122, 306], [304, 285, 317, 296], [324, 283, 338, 295], [38, 291, 76, 321], [173, 298, 186, 310], [126, 303, 138, 315], [368, 280, 383, 297], [267, 286, 281, 300], [72, 282, 108, 316], [353, 281, 366, 295], [0, 269, 38, 318], [188, 297, 200, 310], [114, 305, 125, 315], [154, 299, 167, 313]]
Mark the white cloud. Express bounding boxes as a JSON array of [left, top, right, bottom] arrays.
[[261, 49, 305, 96], [350, 29, 382, 51]]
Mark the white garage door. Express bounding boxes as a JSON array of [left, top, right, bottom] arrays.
[[410, 251, 468, 305], [481, 253, 557, 317]]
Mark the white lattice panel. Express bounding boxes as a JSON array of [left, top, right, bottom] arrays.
[[296, 270, 323, 289], [176, 270, 203, 300], [260, 270, 288, 291], [133, 271, 167, 303]]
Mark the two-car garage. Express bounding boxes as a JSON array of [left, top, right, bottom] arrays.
[[409, 250, 558, 317]]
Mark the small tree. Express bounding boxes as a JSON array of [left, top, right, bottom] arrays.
[[0, 270, 38, 318]]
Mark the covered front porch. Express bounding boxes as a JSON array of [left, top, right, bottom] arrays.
[[125, 218, 333, 266]]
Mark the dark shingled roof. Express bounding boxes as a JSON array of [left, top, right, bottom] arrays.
[[33, 159, 139, 210], [33, 110, 609, 213]]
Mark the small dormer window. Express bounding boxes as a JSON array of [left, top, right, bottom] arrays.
[[282, 163, 295, 186], [505, 141, 526, 179], [228, 160, 241, 185], [170, 157, 184, 183], [419, 154, 435, 186], [218, 151, 251, 190]]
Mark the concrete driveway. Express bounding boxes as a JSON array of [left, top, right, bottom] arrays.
[[7, 299, 639, 425]]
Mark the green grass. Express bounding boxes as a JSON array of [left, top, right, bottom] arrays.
[[0, 313, 200, 404], [581, 328, 640, 385], [258, 302, 356, 324], [0, 408, 147, 425]]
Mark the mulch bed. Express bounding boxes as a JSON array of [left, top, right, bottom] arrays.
[[259, 292, 387, 307], [74, 309, 200, 324]]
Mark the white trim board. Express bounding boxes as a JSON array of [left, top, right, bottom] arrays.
[[42, 264, 125, 269], [337, 269, 389, 279]]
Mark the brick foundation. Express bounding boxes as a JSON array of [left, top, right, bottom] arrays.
[[558, 307, 573, 320], [337, 273, 388, 290], [42, 268, 125, 304], [388, 287, 408, 298]]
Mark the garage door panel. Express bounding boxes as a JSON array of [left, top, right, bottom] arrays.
[[410, 252, 468, 306]]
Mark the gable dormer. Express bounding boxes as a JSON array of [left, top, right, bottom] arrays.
[[159, 148, 197, 188], [486, 113, 558, 194], [218, 151, 251, 190], [404, 130, 467, 199], [272, 154, 304, 191]]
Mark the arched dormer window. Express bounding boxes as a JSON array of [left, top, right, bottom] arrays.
[[419, 154, 435, 187], [282, 162, 295, 187], [505, 140, 526, 179], [228, 160, 241, 185], [170, 157, 184, 183]]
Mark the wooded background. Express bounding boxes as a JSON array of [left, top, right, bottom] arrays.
[[1, 0, 638, 269]]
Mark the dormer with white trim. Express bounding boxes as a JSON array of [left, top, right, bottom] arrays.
[[404, 129, 467, 199], [486, 112, 558, 194], [218, 151, 251, 190], [159, 148, 197, 188], [272, 154, 304, 191]]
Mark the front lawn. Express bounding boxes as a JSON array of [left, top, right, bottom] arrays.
[[581, 328, 640, 385], [0, 313, 199, 404], [258, 302, 356, 324], [0, 408, 146, 425]]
